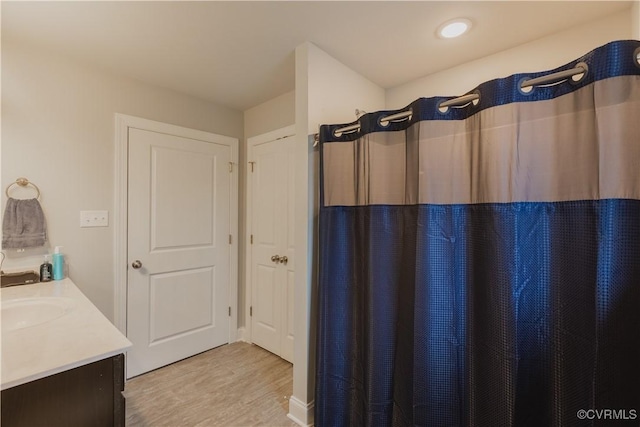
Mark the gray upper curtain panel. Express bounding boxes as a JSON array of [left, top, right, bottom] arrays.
[[319, 40, 640, 207]]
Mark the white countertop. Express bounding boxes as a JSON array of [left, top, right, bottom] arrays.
[[1, 278, 132, 390]]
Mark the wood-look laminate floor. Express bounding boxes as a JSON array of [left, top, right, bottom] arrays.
[[124, 342, 298, 427]]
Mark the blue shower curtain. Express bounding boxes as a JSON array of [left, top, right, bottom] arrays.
[[315, 40, 640, 426]]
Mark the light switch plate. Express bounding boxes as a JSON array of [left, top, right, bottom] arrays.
[[80, 210, 109, 227]]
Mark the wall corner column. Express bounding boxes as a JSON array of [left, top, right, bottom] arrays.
[[288, 42, 316, 427]]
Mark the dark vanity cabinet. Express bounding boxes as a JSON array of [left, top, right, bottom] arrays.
[[1, 354, 125, 427]]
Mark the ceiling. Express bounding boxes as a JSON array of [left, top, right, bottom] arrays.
[[1, 1, 633, 111]]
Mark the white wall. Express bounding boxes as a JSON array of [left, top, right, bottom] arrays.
[[1, 38, 243, 319], [244, 90, 295, 139], [240, 90, 295, 329], [305, 44, 386, 135], [289, 41, 385, 426], [633, 0, 640, 39], [387, 10, 632, 109]]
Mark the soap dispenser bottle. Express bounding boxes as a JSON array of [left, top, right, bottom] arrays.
[[52, 246, 65, 280], [39, 255, 53, 282]]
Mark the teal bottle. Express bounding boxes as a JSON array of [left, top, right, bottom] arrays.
[[52, 246, 65, 280]]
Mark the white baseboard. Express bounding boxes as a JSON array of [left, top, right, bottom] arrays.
[[235, 326, 247, 342], [288, 396, 314, 426]]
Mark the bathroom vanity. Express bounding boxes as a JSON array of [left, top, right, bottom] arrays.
[[1, 278, 132, 426]]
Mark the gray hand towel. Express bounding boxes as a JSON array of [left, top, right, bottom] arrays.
[[2, 198, 47, 249]]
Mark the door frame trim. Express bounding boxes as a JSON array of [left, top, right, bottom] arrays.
[[245, 125, 295, 344], [114, 113, 239, 344]]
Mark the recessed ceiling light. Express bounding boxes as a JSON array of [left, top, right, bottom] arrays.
[[438, 18, 472, 39]]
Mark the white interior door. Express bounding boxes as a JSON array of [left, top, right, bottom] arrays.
[[127, 127, 232, 378], [248, 128, 295, 363]]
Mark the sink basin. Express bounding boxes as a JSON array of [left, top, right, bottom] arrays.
[[1, 297, 75, 332]]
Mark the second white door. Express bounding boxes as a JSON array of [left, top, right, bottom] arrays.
[[248, 127, 295, 362]]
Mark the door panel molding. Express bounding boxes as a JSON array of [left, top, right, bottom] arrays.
[[114, 114, 238, 368]]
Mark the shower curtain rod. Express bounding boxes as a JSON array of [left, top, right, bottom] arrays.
[[312, 63, 588, 147]]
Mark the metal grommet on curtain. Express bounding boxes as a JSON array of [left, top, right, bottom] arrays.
[[518, 77, 534, 95], [568, 62, 588, 85], [634, 47, 640, 69], [436, 100, 450, 114], [469, 90, 481, 107]]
